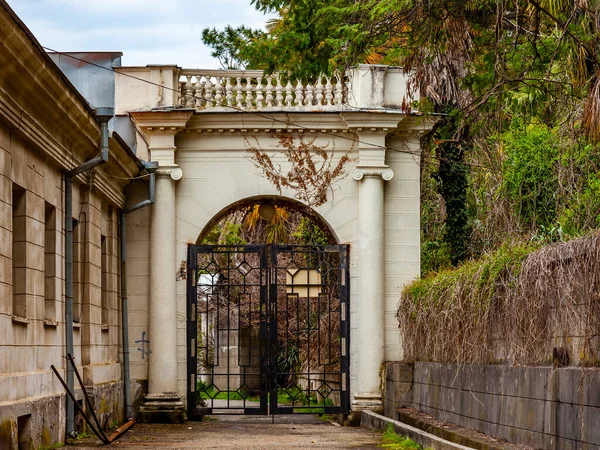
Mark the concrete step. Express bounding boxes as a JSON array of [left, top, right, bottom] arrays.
[[394, 408, 533, 450], [361, 410, 475, 450]]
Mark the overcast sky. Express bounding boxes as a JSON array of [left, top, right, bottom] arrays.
[[6, 0, 274, 68]]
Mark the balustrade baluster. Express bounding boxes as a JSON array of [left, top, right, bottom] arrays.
[[285, 79, 294, 107], [294, 79, 304, 108], [305, 81, 315, 106], [255, 76, 264, 109], [275, 75, 284, 107], [214, 77, 223, 106], [333, 73, 343, 106], [225, 77, 234, 107], [245, 78, 255, 108], [184, 75, 194, 107], [194, 77, 204, 109], [236, 77, 244, 108], [325, 77, 334, 106], [345, 74, 352, 105], [265, 76, 274, 107], [316, 77, 324, 106], [204, 78, 213, 109]]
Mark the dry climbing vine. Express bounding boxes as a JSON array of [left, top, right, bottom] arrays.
[[247, 133, 350, 207]]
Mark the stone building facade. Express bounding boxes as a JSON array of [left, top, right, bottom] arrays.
[[0, 2, 141, 447]]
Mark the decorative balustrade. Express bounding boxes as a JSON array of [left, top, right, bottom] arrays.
[[179, 70, 349, 112]]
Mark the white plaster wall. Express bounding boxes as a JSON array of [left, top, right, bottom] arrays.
[[383, 134, 422, 361], [124, 183, 151, 382]]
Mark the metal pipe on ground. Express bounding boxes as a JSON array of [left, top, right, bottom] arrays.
[[67, 353, 109, 443], [51, 365, 109, 445]]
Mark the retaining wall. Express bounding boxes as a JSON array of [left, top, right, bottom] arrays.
[[385, 362, 600, 450]]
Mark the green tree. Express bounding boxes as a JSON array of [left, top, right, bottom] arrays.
[[203, 0, 600, 269]]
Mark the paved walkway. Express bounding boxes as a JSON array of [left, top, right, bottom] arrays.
[[64, 414, 383, 449]]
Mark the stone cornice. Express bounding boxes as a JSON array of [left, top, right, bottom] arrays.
[[395, 115, 439, 134], [130, 110, 422, 137], [0, 75, 139, 210], [185, 111, 350, 132], [0, 85, 75, 170]]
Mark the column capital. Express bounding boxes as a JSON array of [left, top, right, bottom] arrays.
[[352, 165, 394, 181], [156, 165, 183, 181]]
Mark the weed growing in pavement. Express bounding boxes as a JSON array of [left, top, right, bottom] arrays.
[[379, 424, 431, 449]]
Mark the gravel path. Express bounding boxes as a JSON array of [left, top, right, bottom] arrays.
[[64, 414, 383, 449]]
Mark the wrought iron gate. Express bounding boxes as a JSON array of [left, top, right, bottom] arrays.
[[187, 244, 350, 417]]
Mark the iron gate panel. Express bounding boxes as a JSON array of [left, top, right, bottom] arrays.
[[187, 244, 350, 417], [187, 245, 269, 416]]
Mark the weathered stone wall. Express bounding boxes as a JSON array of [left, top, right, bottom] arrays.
[[0, 123, 72, 448], [0, 4, 143, 444], [385, 362, 600, 450], [0, 381, 126, 449], [0, 393, 65, 450], [0, 118, 126, 447], [0, 121, 125, 446], [383, 362, 414, 418], [88, 381, 125, 431]]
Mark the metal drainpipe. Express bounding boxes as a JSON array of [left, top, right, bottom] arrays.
[[120, 161, 157, 419], [65, 107, 113, 437]]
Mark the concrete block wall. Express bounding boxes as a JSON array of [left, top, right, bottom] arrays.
[[385, 362, 600, 450], [383, 362, 414, 418]]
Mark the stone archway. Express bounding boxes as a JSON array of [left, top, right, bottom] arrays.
[[195, 195, 340, 245], [120, 64, 435, 422]]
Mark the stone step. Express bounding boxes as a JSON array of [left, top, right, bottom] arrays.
[[395, 408, 532, 450]]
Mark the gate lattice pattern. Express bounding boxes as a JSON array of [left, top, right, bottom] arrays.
[[187, 245, 350, 416]]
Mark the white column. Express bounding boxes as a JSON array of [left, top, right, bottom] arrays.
[[140, 163, 185, 422], [128, 111, 191, 422], [148, 168, 182, 394], [134, 124, 188, 422], [352, 165, 393, 411]]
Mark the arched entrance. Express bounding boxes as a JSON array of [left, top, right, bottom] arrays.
[[186, 198, 350, 417], [125, 65, 433, 423]]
